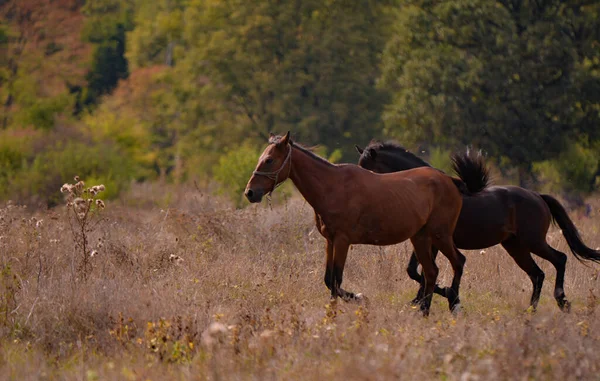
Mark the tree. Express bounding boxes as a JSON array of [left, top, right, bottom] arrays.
[[81, 0, 135, 105], [381, 0, 600, 184], [1, 0, 91, 128], [126, 0, 186, 69], [170, 0, 394, 160]]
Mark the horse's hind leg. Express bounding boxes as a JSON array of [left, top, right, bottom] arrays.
[[408, 248, 446, 305], [406, 252, 423, 303], [410, 231, 438, 316], [532, 243, 570, 312], [432, 236, 466, 314], [501, 237, 545, 310]]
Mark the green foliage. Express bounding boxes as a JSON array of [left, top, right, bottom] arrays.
[[82, 0, 135, 104], [85, 36, 128, 101], [381, 0, 600, 174], [14, 141, 133, 206], [125, 0, 394, 162], [82, 66, 218, 182], [213, 144, 262, 207], [533, 139, 600, 194], [1, 0, 599, 202], [83, 104, 156, 180], [0, 25, 7, 45], [428, 147, 453, 174], [14, 94, 73, 130], [8, 68, 74, 130], [0, 130, 37, 199], [126, 0, 186, 69]]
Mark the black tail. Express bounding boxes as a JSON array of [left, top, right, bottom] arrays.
[[541, 194, 600, 264], [451, 150, 490, 194]]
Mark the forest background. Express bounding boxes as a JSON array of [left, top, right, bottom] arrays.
[[1, 0, 599, 208]]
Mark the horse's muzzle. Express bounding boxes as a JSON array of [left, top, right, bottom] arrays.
[[245, 188, 264, 203]]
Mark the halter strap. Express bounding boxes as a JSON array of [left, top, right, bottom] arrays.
[[253, 143, 292, 195]]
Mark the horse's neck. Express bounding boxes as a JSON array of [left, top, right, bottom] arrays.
[[289, 146, 341, 214], [386, 151, 429, 171]]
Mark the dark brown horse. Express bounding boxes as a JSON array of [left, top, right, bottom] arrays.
[[356, 141, 600, 311], [245, 132, 468, 315]]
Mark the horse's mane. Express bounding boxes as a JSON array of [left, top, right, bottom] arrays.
[[450, 150, 491, 193], [365, 140, 490, 194], [364, 140, 432, 167], [269, 135, 335, 167]]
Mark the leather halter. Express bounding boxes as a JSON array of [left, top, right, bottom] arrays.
[[252, 143, 292, 196]]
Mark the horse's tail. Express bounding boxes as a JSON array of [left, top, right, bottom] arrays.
[[541, 194, 600, 264], [450, 150, 490, 195]]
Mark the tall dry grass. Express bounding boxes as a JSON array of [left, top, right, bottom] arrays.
[[0, 183, 599, 380]]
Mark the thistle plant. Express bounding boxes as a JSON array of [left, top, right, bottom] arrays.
[[60, 176, 106, 280]]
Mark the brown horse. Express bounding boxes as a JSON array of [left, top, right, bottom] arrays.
[[356, 141, 600, 311], [245, 132, 468, 316]]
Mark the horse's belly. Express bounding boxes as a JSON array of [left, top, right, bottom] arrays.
[[454, 229, 505, 250], [453, 211, 514, 249], [354, 225, 416, 246]]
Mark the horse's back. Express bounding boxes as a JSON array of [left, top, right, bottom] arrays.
[[455, 185, 551, 249], [502, 185, 552, 238], [338, 165, 462, 245]]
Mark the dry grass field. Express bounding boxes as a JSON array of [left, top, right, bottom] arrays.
[[1, 183, 599, 380]]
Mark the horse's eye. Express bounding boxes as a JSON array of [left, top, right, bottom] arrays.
[[265, 158, 274, 165]]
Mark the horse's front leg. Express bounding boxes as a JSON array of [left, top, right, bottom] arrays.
[[331, 237, 364, 303], [323, 239, 334, 294]]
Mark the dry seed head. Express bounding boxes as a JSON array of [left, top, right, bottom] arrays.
[[98, 184, 105, 192], [74, 176, 80, 182], [96, 199, 105, 209], [201, 322, 228, 347], [75, 181, 85, 193]]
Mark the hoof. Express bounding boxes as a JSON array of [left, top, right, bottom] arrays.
[[410, 297, 421, 306], [355, 293, 369, 306], [525, 305, 537, 314], [451, 303, 461, 316], [559, 300, 571, 313]]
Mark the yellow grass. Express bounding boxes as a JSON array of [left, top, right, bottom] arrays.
[[1, 184, 599, 380]]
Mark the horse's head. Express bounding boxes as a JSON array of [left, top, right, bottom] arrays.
[[355, 144, 394, 173], [356, 142, 430, 173], [245, 131, 292, 203]]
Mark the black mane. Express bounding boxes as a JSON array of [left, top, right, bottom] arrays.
[[364, 140, 432, 168], [363, 140, 490, 194]]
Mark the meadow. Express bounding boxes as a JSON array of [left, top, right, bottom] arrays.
[[1, 182, 599, 380]]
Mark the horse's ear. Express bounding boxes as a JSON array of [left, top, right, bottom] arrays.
[[367, 147, 377, 159], [355, 145, 364, 155], [280, 131, 291, 146]]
